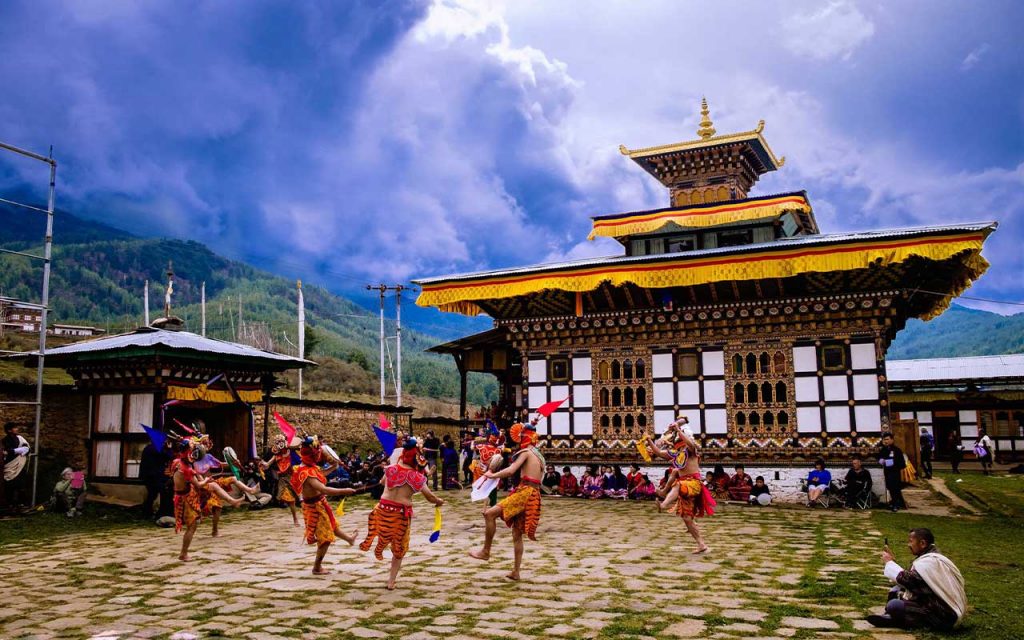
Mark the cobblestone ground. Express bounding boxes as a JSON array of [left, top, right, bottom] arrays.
[[1, 494, 921, 640]]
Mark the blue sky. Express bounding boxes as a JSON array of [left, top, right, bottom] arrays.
[[1, 0, 1022, 325]]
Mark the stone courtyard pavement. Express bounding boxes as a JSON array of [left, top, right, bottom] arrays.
[[1, 494, 921, 640]]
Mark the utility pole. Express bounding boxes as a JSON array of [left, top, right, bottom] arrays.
[[366, 284, 407, 405], [143, 280, 150, 326], [395, 284, 405, 407], [201, 281, 206, 336]]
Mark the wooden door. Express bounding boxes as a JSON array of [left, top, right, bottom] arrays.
[[891, 418, 921, 475]]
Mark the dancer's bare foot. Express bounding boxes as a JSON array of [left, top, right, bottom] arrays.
[[505, 571, 520, 581], [242, 484, 259, 495], [469, 549, 490, 561], [692, 545, 709, 555], [228, 496, 245, 507], [179, 553, 191, 562], [386, 580, 397, 590], [210, 531, 220, 538], [293, 520, 301, 527], [312, 567, 331, 575], [338, 530, 357, 546]]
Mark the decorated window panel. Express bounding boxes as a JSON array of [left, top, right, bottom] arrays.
[[548, 358, 570, 383], [958, 410, 976, 424], [95, 394, 123, 433], [899, 411, 915, 421], [820, 345, 846, 371], [917, 411, 933, 424], [654, 409, 676, 434], [960, 423, 979, 438], [592, 349, 652, 441], [727, 343, 795, 439], [124, 441, 147, 478]]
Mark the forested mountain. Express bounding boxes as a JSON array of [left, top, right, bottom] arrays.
[[888, 304, 1024, 360], [0, 204, 496, 408]]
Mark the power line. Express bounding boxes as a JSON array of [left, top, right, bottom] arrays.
[[913, 289, 1024, 308]]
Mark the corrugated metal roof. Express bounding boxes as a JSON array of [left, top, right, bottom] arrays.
[[413, 221, 995, 285], [23, 326, 313, 366], [886, 354, 1024, 382]]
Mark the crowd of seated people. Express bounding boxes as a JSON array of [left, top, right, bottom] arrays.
[[538, 465, 657, 500]]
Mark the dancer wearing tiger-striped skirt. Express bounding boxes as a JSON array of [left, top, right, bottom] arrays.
[[469, 419, 544, 581], [291, 437, 358, 575], [359, 438, 444, 590]]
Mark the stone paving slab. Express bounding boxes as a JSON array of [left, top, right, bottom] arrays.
[[0, 493, 913, 639]]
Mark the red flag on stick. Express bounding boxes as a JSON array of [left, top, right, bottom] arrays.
[[172, 418, 196, 435], [379, 413, 392, 431], [536, 396, 571, 418], [273, 412, 297, 443]]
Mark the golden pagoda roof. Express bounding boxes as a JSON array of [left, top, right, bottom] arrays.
[[619, 118, 786, 169]]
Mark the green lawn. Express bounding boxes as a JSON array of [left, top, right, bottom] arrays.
[[0, 503, 144, 547], [871, 474, 1024, 640], [939, 471, 1024, 518]]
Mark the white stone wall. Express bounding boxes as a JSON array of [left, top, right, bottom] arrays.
[[554, 464, 886, 503]]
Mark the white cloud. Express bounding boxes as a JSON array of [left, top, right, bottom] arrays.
[[961, 43, 991, 71], [781, 1, 875, 61]]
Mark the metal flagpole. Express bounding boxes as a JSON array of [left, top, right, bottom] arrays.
[[143, 280, 150, 326]]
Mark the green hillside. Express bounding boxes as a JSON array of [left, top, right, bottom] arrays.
[[888, 304, 1024, 359], [0, 208, 496, 408]]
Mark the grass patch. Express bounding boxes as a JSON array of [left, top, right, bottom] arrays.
[[0, 502, 144, 548], [939, 471, 1024, 518], [872, 499, 1024, 639]]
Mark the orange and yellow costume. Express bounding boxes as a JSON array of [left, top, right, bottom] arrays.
[[171, 458, 202, 532], [499, 476, 542, 540], [291, 463, 338, 545], [675, 472, 716, 519], [274, 451, 299, 504], [359, 462, 425, 560]]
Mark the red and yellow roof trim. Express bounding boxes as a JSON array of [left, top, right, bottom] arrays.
[[588, 192, 812, 240], [415, 229, 992, 318]]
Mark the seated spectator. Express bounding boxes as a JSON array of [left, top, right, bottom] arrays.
[[581, 465, 603, 498], [604, 465, 628, 499], [844, 454, 873, 507], [542, 464, 561, 495], [727, 464, 753, 501], [49, 467, 87, 516], [633, 473, 657, 500], [749, 476, 771, 505], [626, 464, 643, 498], [868, 528, 966, 631], [806, 458, 832, 506], [559, 466, 579, 496], [711, 463, 730, 499], [703, 470, 715, 491]]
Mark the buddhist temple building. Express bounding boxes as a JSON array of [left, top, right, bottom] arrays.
[[416, 100, 997, 463]]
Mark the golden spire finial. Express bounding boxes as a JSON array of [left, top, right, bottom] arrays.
[[697, 96, 716, 139]]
